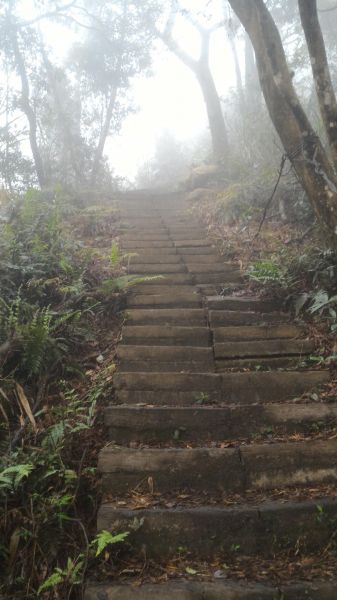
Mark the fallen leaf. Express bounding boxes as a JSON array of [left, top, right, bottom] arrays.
[[16, 384, 37, 432], [186, 567, 197, 575]]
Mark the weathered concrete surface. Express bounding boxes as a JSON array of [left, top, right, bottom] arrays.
[[214, 339, 314, 359], [89, 194, 336, 597], [124, 308, 208, 325], [99, 440, 337, 494], [126, 292, 201, 308], [209, 310, 289, 326], [117, 345, 213, 362], [85, 581, 337, 600], [120, 326, 211, 347], [97, 499, 337, 558], [213, 324, 302, 341], [114, 370, 328, 397], [207, 296, 282, 312], [128, 263, 187, 274], [105, 403, 337, 443]]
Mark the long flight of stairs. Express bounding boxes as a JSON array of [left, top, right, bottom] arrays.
[[86, 192, 337, 599]]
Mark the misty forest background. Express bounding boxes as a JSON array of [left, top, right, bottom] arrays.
[[1, 1, 337, 599]]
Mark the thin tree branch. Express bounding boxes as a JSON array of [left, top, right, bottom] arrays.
[[22, 1, 79, 27]]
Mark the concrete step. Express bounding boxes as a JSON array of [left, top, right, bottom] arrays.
[[97, 498, 337, 559], [209, 310, 289, 326], [120, 326, 211, 346], [195, 284, 218, 295], [129, 285, 195, 295], [215, 356, 305, 370], [124, 247, 179, 255], [105, 403, 337, 443], [117, 345, 213, 362], [134, 274, 193, 285], [186, 264, 240, 273], [174, 240, 211, 248], [208, 296, 281, 312], [113, 371, 328, 405], [118, 360, 214, 372], [177, 247, 217, 255], [99, 439, 337, 494], [169, 231, 206, 240], [126, 292, 202, 308], [85, 581, 337, 600], [119, 219, 164, 227], [163, 218, 201, 225], [167, 226, 205, 233], [128, 255, 182, 264], [194, 273, 243, 284], [214, 339, 314, 359], [118, 226, 169, 234], [124, 309, 208, 326], [120, 234, 171, 241], [213, 324, 301, 341], [182, 255, 234, 264], [128, 264, 187, 274], [121, 241, 174, 249]]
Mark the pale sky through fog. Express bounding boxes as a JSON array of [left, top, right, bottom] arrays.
[[105, 0, 237, 180], [106, 27, 237, 180], [18, 0, 238, 181]]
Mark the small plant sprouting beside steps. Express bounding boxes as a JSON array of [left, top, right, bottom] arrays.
[[246, 260, 290, 287], [37, 531, 129, 596]]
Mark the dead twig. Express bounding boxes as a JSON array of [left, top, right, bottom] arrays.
[[254, 154, 287, 238], [285, 222, 317, 245]]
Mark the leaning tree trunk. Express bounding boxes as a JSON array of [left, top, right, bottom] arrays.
[[244, 32, 260, 109], [195, 63, 229, 162], [40, 40, 82, 186], [298, 0, 337, 168], [161, 30, 228, 163], [90, 87, 118, 187], [11, 27, 46, 188], [228, 0, 337, 248], [229, 32, 245, 113]]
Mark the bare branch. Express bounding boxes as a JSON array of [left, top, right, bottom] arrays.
[[22, 1, 79, 27]]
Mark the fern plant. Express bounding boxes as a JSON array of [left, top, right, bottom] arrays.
[[21, 307, 53, 376], [110, 240, 138, 270], [101, 274, 163, 293], [247, 260, 290, 287]]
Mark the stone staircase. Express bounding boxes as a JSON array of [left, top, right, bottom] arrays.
[[86, 192, 337, 599]]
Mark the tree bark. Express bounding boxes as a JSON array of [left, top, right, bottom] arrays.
[[161, 28, 228, 162], [298, 0, 337, 167], [11, 27, 47, 188], [228, 0, 337, 247], [195, 63, 229, 162], [244, 32, 260, 108], [90, 87, 118, 186], [229, 32, 245, 111], [40, 39, 82, 186]]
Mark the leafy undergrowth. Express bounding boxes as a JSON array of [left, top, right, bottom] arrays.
[[0, 189, 133, 599]]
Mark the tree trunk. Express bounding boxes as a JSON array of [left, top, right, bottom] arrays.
[[90, 87, 118, 186], [229, 33, 245, 112], [40, 39, 82, 186], [11, 27, 46, 188], [228, 0, 337, 248], [298, 0, 337, 167], [160, 29, 228, 163], [244, 32, 260, 108], [195, 64, 229, 162]]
